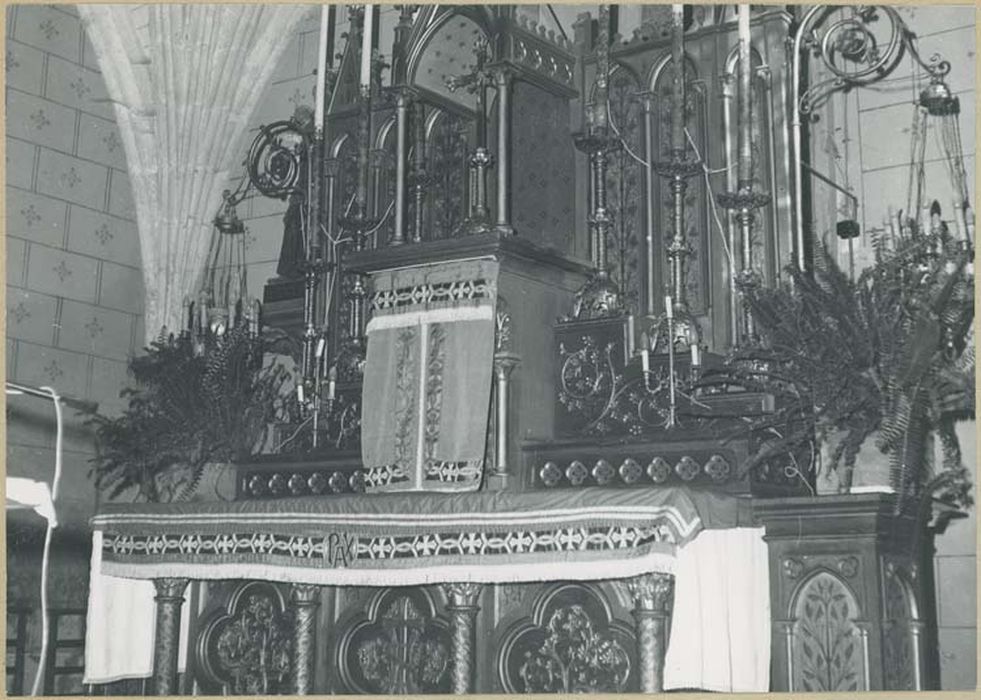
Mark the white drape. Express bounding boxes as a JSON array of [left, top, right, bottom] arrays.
[[665, 527, 771, 692], [77, 5, 309, 341]]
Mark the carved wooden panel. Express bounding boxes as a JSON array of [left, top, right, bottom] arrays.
[[195, 581, 293, 695], [426, 110, 470, 240], [336, 587, 452, 694], [497, 582, 638, 693], [604, 67, 644, 315], [882, 560, 920, 691], [790, 571, 866, 692]]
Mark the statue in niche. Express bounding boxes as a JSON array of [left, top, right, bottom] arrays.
[[276, 105, 314, 280]]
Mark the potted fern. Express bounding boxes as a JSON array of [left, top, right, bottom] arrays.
[[702, 228, 974, 511], [86, 326, 292, 503]]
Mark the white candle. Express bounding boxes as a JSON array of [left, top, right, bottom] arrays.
[[737, 4, 752, 186], [691, 342, 701, 367], [314, 6, 331, 132], [665, 296, 673, 320], [327, 366, 337, 401], [641, 349, 650, 375], [626, 315, 635, 355], [360, 5, 374, 89]]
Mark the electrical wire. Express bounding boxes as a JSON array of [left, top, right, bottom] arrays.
[[684, 127, 737, 273], [29, 387, 64, 696]]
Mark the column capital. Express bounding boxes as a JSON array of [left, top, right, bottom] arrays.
[[153, 577, 189, 602], [442, 581, 483, 608], [625, 572, 674, 614], [290, 583, 322, 606]]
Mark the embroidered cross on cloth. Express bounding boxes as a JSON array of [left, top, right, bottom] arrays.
[[360, 259, 498, 492]]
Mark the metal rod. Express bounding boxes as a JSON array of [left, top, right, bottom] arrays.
[[5, 382, 96, 413], [801, 160, 859, 206]]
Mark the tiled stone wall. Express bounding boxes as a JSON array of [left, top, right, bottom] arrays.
[[5, 5, 143, 690], [6, 4, 142, 528]]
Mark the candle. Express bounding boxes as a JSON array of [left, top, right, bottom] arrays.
[[315, 336, 326, 359], [671, 4, 685, 152], [314, 6, 331, 132], [297, 383, 305, 404], [252, 300, 261, 338], [199, 292, 209, 333], [626, 315, 635, 355], [641, 349, 650, 375], [665, 296, 674, 320], [360, 5, 374, 89], [737, 4, 752, 188], [327, 365, 337, 401], [951, 198, 966, 242], [691, 342, 701, 367]]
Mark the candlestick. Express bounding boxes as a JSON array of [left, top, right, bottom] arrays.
[[670, 4, 685, 153], [314, 7, 331, 132], [737, 4, 752, 188], [360, 5, 374, 89]]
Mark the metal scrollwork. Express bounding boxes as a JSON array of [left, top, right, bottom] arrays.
[[796, 6, 951, 115], [246, 120, 308, 199]]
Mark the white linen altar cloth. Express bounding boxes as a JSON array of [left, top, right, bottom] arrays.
[[83, 532, 189, 685], [84, 527, 769, 691]]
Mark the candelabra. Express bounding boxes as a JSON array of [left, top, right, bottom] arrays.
[[569, 4, 625, 321], [649, 5, 702, 355]]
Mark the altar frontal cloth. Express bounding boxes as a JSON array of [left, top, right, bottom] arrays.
[[361, 259, 499, 493], [90, 488, 750, 587]]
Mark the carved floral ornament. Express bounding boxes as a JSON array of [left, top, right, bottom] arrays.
[[197, 581, 293, 695], [499, 582, 637, 694]]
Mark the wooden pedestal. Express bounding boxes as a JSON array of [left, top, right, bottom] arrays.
[[755, 494, 941, 692]]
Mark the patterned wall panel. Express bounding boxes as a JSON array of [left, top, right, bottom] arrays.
[[510, 81, 575, 253]]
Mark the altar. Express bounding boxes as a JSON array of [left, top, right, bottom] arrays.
[[79, 3, 971, 696]]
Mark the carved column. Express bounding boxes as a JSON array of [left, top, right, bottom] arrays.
[[493, 65, 514, 234], [391, 88, 413, 245], [492, 353, 520, 484], [625, 573, 675, 693], [443, 582, 482, 694], [152, 577, 189, 695], [290, 584, 321, 694]]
